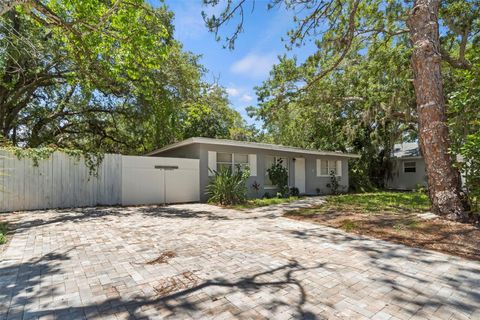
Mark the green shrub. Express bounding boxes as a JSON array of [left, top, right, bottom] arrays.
[[290, 187, 300, 197], [460, 134, 480, 212], [267, 159, 289, 197], [206, 166, 249, 205], [326, 170, 340, 194]]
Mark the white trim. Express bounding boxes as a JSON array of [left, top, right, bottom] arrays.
[[336, 160, 342, 177], [146, 137, 360, 158], [208, 151, 216, 176], [316, 159, 341, 177], [394, 156, 423, 160], [248, 154, 257, 176], [215, 152, 249, 172]]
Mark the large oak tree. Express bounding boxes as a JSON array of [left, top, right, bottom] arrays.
[[0, 0, 253, 154]]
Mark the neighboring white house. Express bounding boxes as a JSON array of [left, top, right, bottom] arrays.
[[385, 142, 428, 190]]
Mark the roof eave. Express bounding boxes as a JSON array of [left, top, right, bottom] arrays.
[[146, 137, 361, 158]]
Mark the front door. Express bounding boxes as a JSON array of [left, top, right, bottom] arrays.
[[294, 158, 306, 194]]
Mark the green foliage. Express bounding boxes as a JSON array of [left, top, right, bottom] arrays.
[[203, 0, 480, 206], [459, 134, 480, 211], [445, 42, 480, 212], [206, 166, 249, 205], [289, 187, 299, 197], [251, 180, 260, 195], [1, 1, 254, 155], [0, 222, 7, 244], [288, 192, 431, 217], [327, 170, 340, 195], [323, 192, 431, 214], [266, 159, 289, 197]]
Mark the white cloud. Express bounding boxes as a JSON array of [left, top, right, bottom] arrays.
[[230, 52, 277, 79], [240, 94, 253, 102], [226, 87, 240, 97]]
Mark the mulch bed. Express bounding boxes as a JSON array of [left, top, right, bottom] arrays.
[[285, 211, 480, 261]]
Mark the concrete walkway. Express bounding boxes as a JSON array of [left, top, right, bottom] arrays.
[[0, 197, 479, 319]]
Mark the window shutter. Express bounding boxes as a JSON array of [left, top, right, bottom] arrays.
[[248, 154, 257, 176], [316, 159, 321, 177], [208, 151, 216, 176], [336, 160, 342, 176]]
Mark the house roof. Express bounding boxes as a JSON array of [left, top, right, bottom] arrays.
[[146, 137, 360, 158], [392, 142, 422, 158]]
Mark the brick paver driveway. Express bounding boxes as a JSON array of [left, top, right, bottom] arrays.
[[1, 198, 479, 320]]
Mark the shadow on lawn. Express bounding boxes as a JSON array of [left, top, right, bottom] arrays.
[[1, 251, 325, 320]]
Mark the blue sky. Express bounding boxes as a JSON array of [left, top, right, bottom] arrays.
[[154, 0, 315, 127]]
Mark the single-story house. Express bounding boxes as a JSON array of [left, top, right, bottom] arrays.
[[147, 137, 360, 201], [385, 142, 428, 190]]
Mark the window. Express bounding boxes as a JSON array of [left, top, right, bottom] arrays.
[[234, 153, 249, 171], [265, 156, 288, 187], [404, 161, 416, 173], [217, 152, 233, 172], [216, 153, 249, 172], [318, 159, 337, 176]]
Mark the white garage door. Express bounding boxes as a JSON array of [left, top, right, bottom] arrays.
[[121, 156, 199, 205]]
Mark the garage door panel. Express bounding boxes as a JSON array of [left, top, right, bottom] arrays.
[[165, 169, 199, 203], [121, 156, 200, 205]]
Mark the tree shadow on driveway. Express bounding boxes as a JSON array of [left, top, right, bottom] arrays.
[[276, 225, 480, 318], [1, 251, 326, 320], [3, 205, 231, 235]]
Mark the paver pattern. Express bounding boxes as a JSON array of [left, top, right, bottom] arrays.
[[0, 197, 479, 319]]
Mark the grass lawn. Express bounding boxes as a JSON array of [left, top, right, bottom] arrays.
[[230, 196, 302, 210], [0, 222, 7, 245], [285, 192, 480, 260]]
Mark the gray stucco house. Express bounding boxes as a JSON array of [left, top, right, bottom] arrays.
[[385, 143, 428, 190], [147, 137, 360, 201]]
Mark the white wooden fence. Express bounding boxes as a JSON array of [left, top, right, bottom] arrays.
[[0, 151, 199, 212]]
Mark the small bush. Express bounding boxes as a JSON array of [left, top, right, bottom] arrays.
[[290, 187, 300, 197], [414, 184, 427, 194], [251, 180, 260, 196], [267, 159, 289, 197], [328, 170, 339, 194], [206, 166, 249, 205]]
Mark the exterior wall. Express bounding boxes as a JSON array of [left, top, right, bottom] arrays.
[[303, 154, 350, 195], [386, 158, 428, 190], [154, 143, 350, 202]]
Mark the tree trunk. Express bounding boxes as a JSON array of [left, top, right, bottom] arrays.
[[0, 0, 29, 16], [407, 0, 465, 220]]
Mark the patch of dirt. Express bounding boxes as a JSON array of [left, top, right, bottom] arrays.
[[154, 271, 199, 297], [146, 250, 177, 264], [286, 211, 480, 261]]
